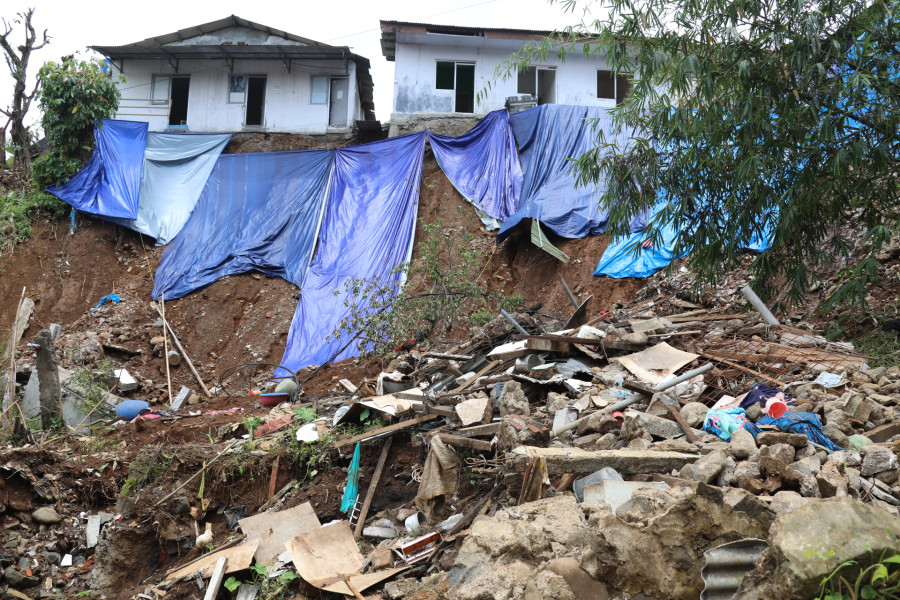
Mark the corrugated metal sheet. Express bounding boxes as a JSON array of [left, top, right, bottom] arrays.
[[700, 539, 768, 600]]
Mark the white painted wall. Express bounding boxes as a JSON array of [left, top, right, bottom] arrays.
[[112, 58, 362, 134], [392, 35, 617, 116]]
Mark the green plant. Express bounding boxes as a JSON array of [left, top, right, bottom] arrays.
[[330, 218, 522, 356], [816, 548, 900, 599], [0, 189, 67, 253], [69, 358, 115, 414], [223, 563, 299, 599], [120, 446, 173, 497], [33, 57, 122, 186], [495, 0, 900, 312], [242, 416, 262, 451]]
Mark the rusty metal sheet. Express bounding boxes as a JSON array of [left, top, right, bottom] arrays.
[[700, 538, 768, 600]]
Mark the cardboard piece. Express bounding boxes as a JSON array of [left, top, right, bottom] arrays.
[[166, 539, 259, 581], [618, 342, 699, 386], [239, 502, 321, 565], [334, 392, 423, 426]]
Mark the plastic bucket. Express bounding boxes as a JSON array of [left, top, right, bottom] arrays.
[[765, 398, 788, 419]]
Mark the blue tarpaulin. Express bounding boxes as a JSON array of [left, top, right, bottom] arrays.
[[278, 133, 427, 373], [107, 132, 231, 245], [428, 110, 522, 229], [594, 203, 774, 278], [498, 105, 645, 241], [47, 119, 147, 219], [151, 149, 334, 300]]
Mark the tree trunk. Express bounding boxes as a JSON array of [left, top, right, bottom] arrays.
[[34, 329, 60, 430]]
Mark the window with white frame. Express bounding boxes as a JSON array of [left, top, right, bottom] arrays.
[[435, 61, 475, 113], [310, 76, 328, 104], [597, 70, 632, 105]]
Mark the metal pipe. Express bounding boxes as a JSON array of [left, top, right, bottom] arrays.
[[560, 276, 579, 309], [741, 285, 779, 325], [499, 309, 529, 336], [551, 362, 714, 437]]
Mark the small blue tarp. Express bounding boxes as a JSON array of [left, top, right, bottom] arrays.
[[151, 149, 334, 300], [499, 105, 645, 241], [278, 133, 427, 373], [47, 119, 147, 219], [594, 203, 774, 278], [428, 110, 523, 229], [107, 132, 232, 245]]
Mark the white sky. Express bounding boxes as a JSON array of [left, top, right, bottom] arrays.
[[2, 0, 597, 131]]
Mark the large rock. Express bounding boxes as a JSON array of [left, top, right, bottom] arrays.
[[32, 506, 61, 524], [498, 381, 530, 417], [734, 498, 900, 600], [760, 443, 796, 465], [756, 432, 809, 448], [690, 449, 727, 484], [824, 410, 855, 435], [860, 445, 899, 476], [680, 402, 709, 428], [624, 410, 683, 440], [730, 428, 757, 460]]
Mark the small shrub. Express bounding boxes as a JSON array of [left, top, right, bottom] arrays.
[[0, 189, 68, 252]]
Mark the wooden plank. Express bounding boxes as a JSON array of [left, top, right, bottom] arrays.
[[525, 338, 575, 353], [239, 503, 320, 566], [166, 540, 257, 581], [446, 360, 500, 395], [339, 379, 358, 393], [203, 557, 228, 600], [456, 422, 501, 438], [424, 352, 474, 361], [668, 314, 743, 323], [434, 433, 493, 452], [331, 414, 439, 449], [354, 437, 393, 536]]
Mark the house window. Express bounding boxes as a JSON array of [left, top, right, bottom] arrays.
[[517, 66, 556, 104], [153, 75, 190, 126], [151, 75, 170, 105], [517, 67, 537, 95], [597, 70, 631, 105], [435, 61, 475, 113], [229, 75, 247, 103], [310, 76, 328, 104]]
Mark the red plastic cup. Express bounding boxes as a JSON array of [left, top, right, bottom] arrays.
[[765, 397, 788, 418]]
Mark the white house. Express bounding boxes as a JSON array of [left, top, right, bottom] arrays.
[[91, 16, 375, 134], [380, 21, 630, 118]]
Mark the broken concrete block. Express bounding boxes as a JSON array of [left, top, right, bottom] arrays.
[[860, 445, 899, 476], [498, 381, 530, 417], [167, 350, 181, 366], [680, 402, 708, 428], [583, 480, 670, 511], [509, 446, 699, 476], [545, 392, 570, 419], [113, 368, 137, 392], [759, 443, 796, 465], [552, 407, 579, 432], [455, 397, 490, 427], [629, 318, 670, 335], [170, 386, 192, 411], [756, 432, 808, 448], [690, 449, 728, 483], [730, 428, 757, 460], [824, 410, 855, 434], [768, 490, 808, 516], [624, 410, 683, 440], [573, 467, 624, 503], [816, 462, 848, 497]]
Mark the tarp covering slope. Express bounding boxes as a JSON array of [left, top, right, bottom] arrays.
[[279, 133, 427, 372], [47, 119, 147, 219], [594, 204, 773, 278], [428, 110, 523, 229], [151, 149, 334, 300], [499, 104, 646, 241], [107, 132, 231, 245]]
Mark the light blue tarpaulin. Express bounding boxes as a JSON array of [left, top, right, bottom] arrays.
[[594, 203, 774, 278], [151, 149, 334, 300], [340, 443, 361, 513], [279, 133, 426, 373], [499, 105, 646, 241], [47, 119, 147, 219], [107, 132, 231, 245], [428, 110, 523, 229]]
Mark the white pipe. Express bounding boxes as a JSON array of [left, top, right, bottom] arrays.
[[741, 285, 779, 325]]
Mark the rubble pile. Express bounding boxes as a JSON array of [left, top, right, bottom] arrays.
[[2, 288, 900, 600]]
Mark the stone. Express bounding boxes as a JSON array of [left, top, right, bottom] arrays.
[[816, 462, 848, 497], [756, 432, 809, 448], [545, 392, 570, 419], [621, 332, 649, 346], [630, 318, 669, 334], [372, 547, 393, 571], [72, 333, 104, 365], [730, 428, 757, 460], [768, 491, 807, 516], [734, 498, 900, 600], [546, 557, 609, 600], [655, 438, 699, 453], [827, 450, 861, 467], [455, 397, 490, 427], [384, 578, 422, 600], [498, 381, 530, 417], [43, 552, 60, 565], [680, 402, 709, 428], [624, 410, 683, 440], [876, 468, 900, 485], [149, 336, 165, 345], [583, 480, 670, 511], [31, 507, 61, 525], [860, 446, 899, 476], [760, 443, 795, 465], [824, 410, 855, 434], [745, 403, 763, 421], [690, 449, 728, 483], [822, 424, 850, 450], [4, 565, 23, 586], [733, 460, 761, 482], [716, 456, 737, 487]]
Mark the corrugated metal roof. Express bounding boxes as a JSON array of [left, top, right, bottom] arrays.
[[380, 20, 554, 36], [123, 15, 329, 48], [380, 20, 557, 61]]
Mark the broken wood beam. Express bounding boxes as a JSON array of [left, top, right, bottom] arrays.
[[445, 360, 500, 396], [354, 437, 393, 536], [202, 556, 228, 600], [424, 352, 474, 361], [331, 414, 439, 449], [455, 422, 500, 438], [153, 303, 212, 398], [508, 446, 699, 476], [433, 433, 493, 452], [525, 338, 574, 353]]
